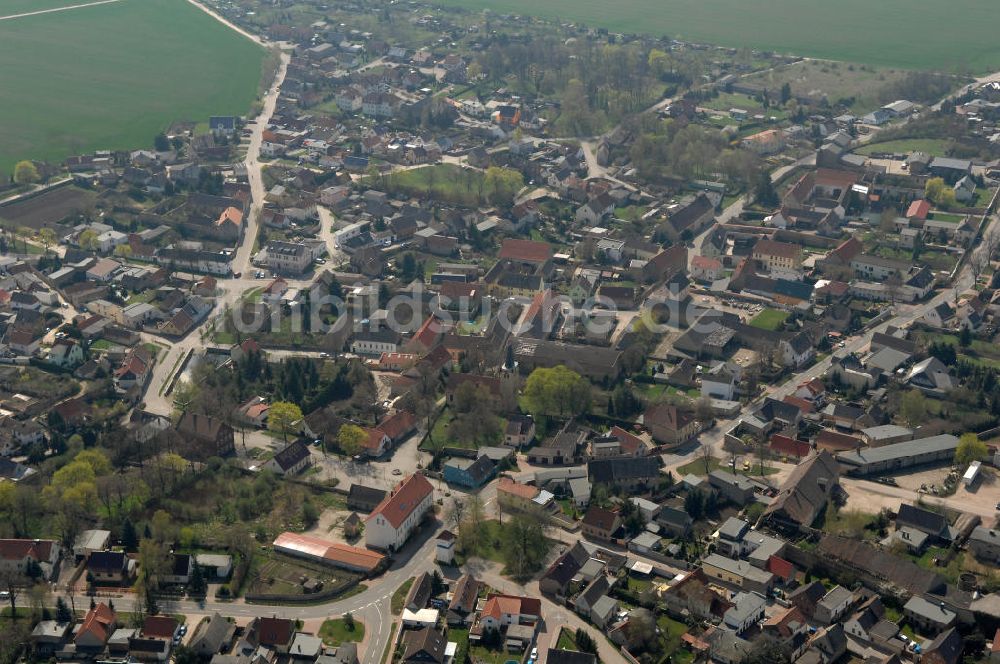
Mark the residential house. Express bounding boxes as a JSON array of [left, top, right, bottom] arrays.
[[656, 506, 694, 537], [661, 568, 733, 621], [0, 539, 60, 580], [643, 403, 699, 445], [262, 440, 312, 476], [581, 506, 621, 541], [762, 450, 839, 528], [701, 553, 774, 594], [969, 526, 1000, 564], [921, 628, 963, 664], [527, 431, 582, 465], [75, 603, 117, 651], [587, 457, 661, 490], [504, 415, 535, 448], [752, 239, 803, 275], [723, 592, 767, 634], [709, 470, 756, 506], [129, 615, 179, 661], [443, 456, 496, 488], [174, 412, 236, 459], [400, 627, 446, 664], [903, 595, 956, 634], [87, 550, 130, 584], [814, 586, 854, 625]]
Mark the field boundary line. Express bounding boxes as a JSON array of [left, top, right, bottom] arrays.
[[0, 0, 125, 22]]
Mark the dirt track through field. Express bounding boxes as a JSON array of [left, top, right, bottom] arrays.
[[0, 0, 124, 21]]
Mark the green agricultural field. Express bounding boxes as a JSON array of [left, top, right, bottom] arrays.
[[0, 0, 90, 14], [0, 0, 265, 173], [437, 0, 1000, 72]]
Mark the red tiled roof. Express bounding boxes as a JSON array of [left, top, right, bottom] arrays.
[[366, 473, 433, 528], [360, 426, 388, 450], [691, 255, 722, 269], [76, 603, 115, 645], [782, 395, 814, 414], [767, 555, 796, 581], [411, 315, 449, 350], [497, 476, 539, 500], [376, 410, 417, 441], [828, 237, 863, 263], [815, 168, 858, 190], [498, 238, 552, 263], [582, 505, 619, 532], [142, 615, 178, 639], [216, 206, 244, 227], [0, 539, 55, 562], [272, 532, 385, 572], [907, 199, 931, 220], [257, 617, 293, 647], [610, 426, 646, 455], [769, 434, 811, 458], [815, 429, 862, 452], [481, 594, 541, 621]]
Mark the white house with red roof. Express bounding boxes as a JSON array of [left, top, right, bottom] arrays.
[[476, 593, 542, 631], [75, 602, 117, 650], [0, 538, 61, 580], [691, 255, 723, 282], [365, 473, 434, 551], [113, 346, 153, 393]]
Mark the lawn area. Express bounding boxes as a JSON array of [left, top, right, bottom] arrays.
[[468, 643, 512, 664], [556, 628, 578, 651], [433, 0, 1000, 72], [0, 0, 266, 173], [917, 331, 1000, 367], [319, 617, 365, 646], [379, 164, 521, 207], [391, 577, 414, 615], [927, 211, 965, 223], [702, 91, 787, 119], [424, 406, 504, 450], [750, 308, 789, 331], [677, 455, 778, 478], [656, 615, 693, 664], [856, 138, 953, 157], [821, 507, 879, 540], [911, 545, 965, 584]]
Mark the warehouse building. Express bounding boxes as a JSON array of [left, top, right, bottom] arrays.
[[835, 435, 958, 476]]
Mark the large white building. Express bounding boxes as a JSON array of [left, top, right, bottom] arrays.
[[365, 473, 434, 551], [264, 241, 312, 275]]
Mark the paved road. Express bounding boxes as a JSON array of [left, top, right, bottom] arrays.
[[76, 524, 442, 664], [0, 0, 123, 21], [233, 52, 291, 277]]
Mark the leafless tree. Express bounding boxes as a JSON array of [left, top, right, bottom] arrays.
[[699, 440, 714, 474], [0, 569, 24, 619]]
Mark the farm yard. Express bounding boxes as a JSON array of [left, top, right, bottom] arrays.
[[0, 0, 266, 174], [438, 0, 1000, 72], [0, 185, 96, 229]]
